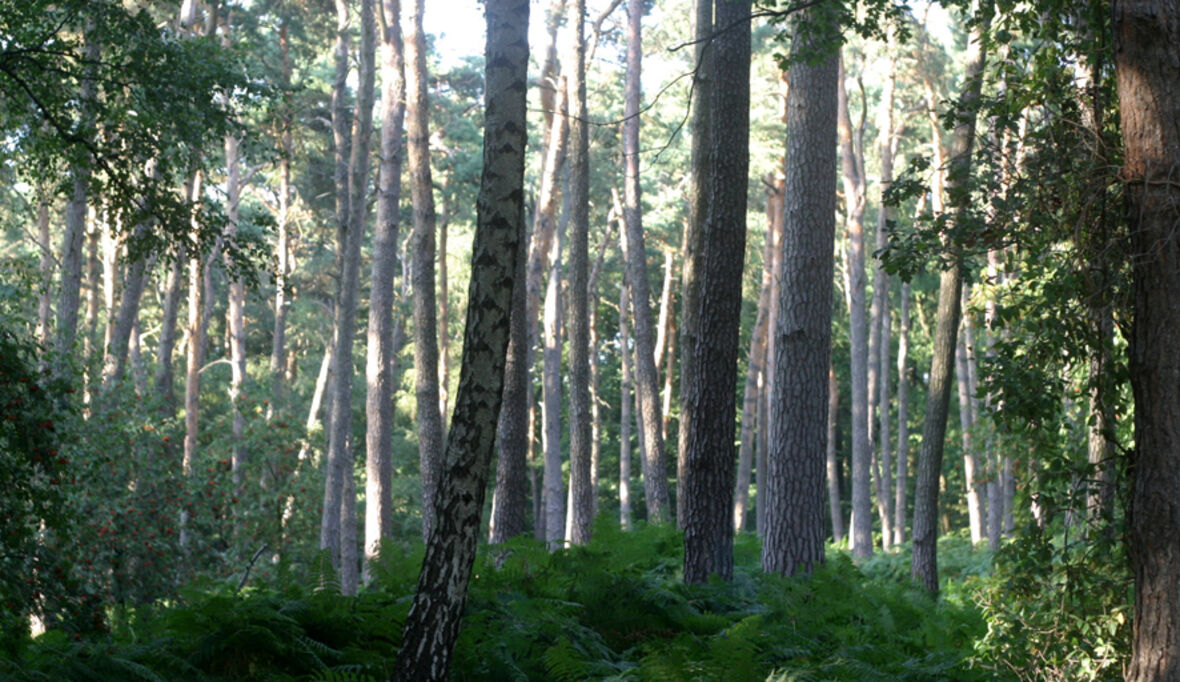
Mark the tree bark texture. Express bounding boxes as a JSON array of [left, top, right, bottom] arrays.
[[541, 206, 565, 546], [1114, 1, 1180, 678], [565, 0, 594, 546], [365, 0, 406, 581], [956, 316, 984, 544], [762, 8, 838, 577], [911, 0, 989, 593], [391, 2, 527, 675], [406, 0, 446, 543], [619, 280, 634, 531], [894, 282, 910, 545], [678, 0, 713, 529], [683, 0, 749, 584]]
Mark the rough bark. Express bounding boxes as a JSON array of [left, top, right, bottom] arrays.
[[1114, 1, 1180, 678], [406, 0, 445, 543], [682, 0, 749, 583], [391, 2, 527, 674], [838, 54, 873, 559], [565, 0, 594, 546], [678, 0, 713, 529], [620, 0, 669, 529], [911, 0, 989, 593], [364, 0, 406, 580], [762, 9, 838, 577]]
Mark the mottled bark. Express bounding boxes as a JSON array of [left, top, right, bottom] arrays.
[[762, 8, 838, 577], [364, 0, 406, 581], [391, 2, 527, 675], [911, 0, 989, 594], [678, 0, 713, 529], [1114, 1, 1180, 678], [406, 0, 445, 543]]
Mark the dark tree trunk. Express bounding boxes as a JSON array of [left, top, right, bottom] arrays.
[[391, 2, 528, 676], [911, 0, 990, 593], [682, 0, 749, 583], [762, 7, 839, 577], [1114, 1, 1180, 678]]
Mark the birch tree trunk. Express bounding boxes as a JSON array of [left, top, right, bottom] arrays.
[[957, 310, 984, 545], [392, 2, 527, 674], [364, 0, 406, 580]]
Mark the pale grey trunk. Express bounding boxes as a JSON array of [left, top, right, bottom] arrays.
[[984, 250, 1003, 549], [827, 362, 844, 543], [541, 212, 565, 547], [270, 19, 294, 408], [957, 309, 984, 544], [619, 281, 634, 531], [180, 172, 205, 553], [225, 130, 248, 502], [364, 0, 406, 581], [36, 192, 52, 347], [103, 233, 150, 388], [893, 282, 910, 545], [156, 252, 185, 411]]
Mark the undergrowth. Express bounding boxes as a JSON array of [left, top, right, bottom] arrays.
[[1, 518, 993, 681]]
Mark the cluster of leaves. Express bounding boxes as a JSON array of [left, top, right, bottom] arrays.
[[4, 520, 993, 681]]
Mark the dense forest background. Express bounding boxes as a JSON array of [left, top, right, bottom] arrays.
[[1, 0, 1177, 679]]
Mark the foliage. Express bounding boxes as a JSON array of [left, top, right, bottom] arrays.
[[3, 521, 995, 681]]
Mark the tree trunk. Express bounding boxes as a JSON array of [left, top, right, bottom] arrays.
[[984, 250, 1003, 550], [36, 191, 53, 348], [838, 53, 873, 559], [957, 308, 984, 544], [678, 0, 713, 529], [1114, 2, 1180, 676], [225, 123, 248, 508], [181, 171, 205, 553], [391, 2, 527, 674], [156, 252, 184, 412], [364, 0, 406, 581], [825, 361, 843, 543], [540, 208, 565, 547], [682, 0, 749, 583], [620, 0, 669, 530], [54, 25, 98, 375], [869, 34, 896, 552], [406, 0, 445, 543], [911, 0, 990, 593], [438, 194, 451, 424], [619, 280, 634, 531], [103, 236, 149, 389], [563, 0, 594, 546], [762, 9, 838, 577], [271, 17, 295, 408], [587, 222, 614, 518], [893, 282, 910, 545]]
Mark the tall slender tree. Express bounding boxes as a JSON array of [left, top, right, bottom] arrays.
[[406, 0, 446, 542], [911, 0, 990, 593], [364, 0, 406, 581], [391, 1, 528, 675]]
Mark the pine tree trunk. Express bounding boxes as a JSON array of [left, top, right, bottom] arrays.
[[838, 54, 873, 559], [826, 362, 844, 543], [405, 0, 445, 543], [620, 0, 669, 529], [364, 0, 406, 580], [678, 0, 713, 529], [762, 8, 838, 577], [911, 0, 990, 593], [683, 0, 749, 583], [540, 215, 565, 547], [391, 2, 527, 674]]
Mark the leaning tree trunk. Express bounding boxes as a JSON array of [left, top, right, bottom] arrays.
[[762, 7, 839, 577], [364, 0, 406, 582], [911, 0, 990, 594], [391, 2, 528, 676], [406, 0, 446, 543], [1113, 1, 1180, 679], [678, 0, 713, 529], [682, 0, 749, 584], [620, 0, 669, 528]]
